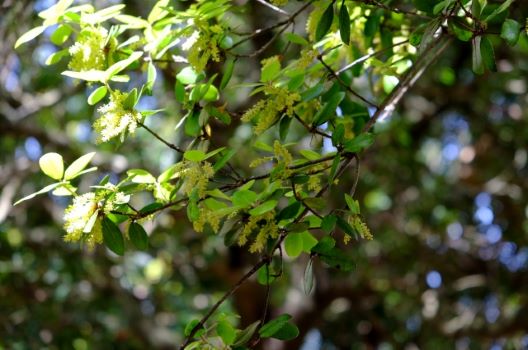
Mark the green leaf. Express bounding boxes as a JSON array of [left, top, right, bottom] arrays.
[[249, 200, 278, 216], [184, 150, 207, 162], [202, 84, 219, 102], [50, 24, 72, 45], [102, 217, 125, 256], [311, 236, 336, 255], [339, 2, 350, 45], [129, 222, 148, 250], [276, 201, 302, 221], [299, 149, 321, 161], [87, 86, 108, 105], [301, 231, 318, 252], [319, 247, 355, 271], [259, 314, 292, 338], [220, 59, 235, 90], [15, 26, 47, 48], [174, 80, 185, 103], [313, 91, 345, 126], [304, 258, 315, 294], [279, 115, 292, 142], [328, 154, 341, 185], [285, 32, 309, 45], [217, 320, 236, 345], [261, 56, 281, 82], [364, 13, 381, 37], [177, 66, 199, 85], [105, 51, 143, 81], [232, 190, 258, 208], [187, 199, 200, 222], [45, 49, 69, 65], [315, 3, 334, 41], [321, 215, 337, 233], [301, 84, 324, 101], [184, 109, 201, 137], [232, 321, 260, 347], [501, 19, 521, 46], [336, 215, 358, 239], [146, 61, 157, 94], [344, 194, 360, 214], [272, 322, 299, 341], [64, 152, 96, 180], [14, 182, 63, 205], [284, 232, 303, 258], [332, 123, 345, 146], [83, 211, 99, 233], [484, 0, 514, 21], [39, 152, 64, 180], [481, 36, 496, 72], [62, 70, 107, 82], [472, 36, 484, 74], [213, 149, 236, 172], [343, 133, 374, 153], [448, 19, 473, 42], [127, 169, 156, 184]]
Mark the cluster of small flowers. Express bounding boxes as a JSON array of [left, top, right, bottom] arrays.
[[297, 48, 318, 69], [192, 205, 223, 233], [186, 24, 222, 72], [241, 86, 300, 134], [68, 26, 108, 72], [273, 140, 293, 179], [63, 186, 129, 247], [93, 90, 140, 143], [349, 215, 373, 241], [181, 161, 215, 199], [238, 211, 279, 253], [306, 175, 321, 192]]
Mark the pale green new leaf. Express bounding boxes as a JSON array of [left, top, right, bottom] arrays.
[[15, 26, 47, 48], [13, 182, 63, 206], [39, 152, 64, 180], [64, 152, 96, 180]]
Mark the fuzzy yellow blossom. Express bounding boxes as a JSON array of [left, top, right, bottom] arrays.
[[181, 161, 215, 199], [93, 90, 140, 143], [186, 24, 223, 72], [68, 26, 108, 72], [307, 175, 321, 192], [249, 156, 274, 168], [63, 192, 102, 247], [192, 205, 223, 233], [238, 211, 278, 253], [298, 49, 318, 69], [350, 215, 373, 240], [241, 87, 300, 134]]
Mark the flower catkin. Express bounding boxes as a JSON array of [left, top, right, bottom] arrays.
[[68, 26, 108, 72], [63, 193, 102, 247], [93, 90, 139, 143]]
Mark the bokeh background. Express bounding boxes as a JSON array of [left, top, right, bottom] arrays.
[[1, 0, 528, 349]]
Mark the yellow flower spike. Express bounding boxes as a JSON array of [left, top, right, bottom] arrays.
[[93, 90, 140, 143], [68, 26, 108, 72]]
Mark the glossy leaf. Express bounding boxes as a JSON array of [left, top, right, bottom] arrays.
[[102, 217, 125, 256], [39, 152, 64, 180]]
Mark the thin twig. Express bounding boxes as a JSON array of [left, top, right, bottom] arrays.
[[256, 0, 290, 15], [179, 258, 270, 349], [335, 40, 409, 75], [362, 34, 452, 132], [317, 54, 379, 109], [230, 1, 312, 57], [137, 120, 184, 153], [293, 113, 332, 138]]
